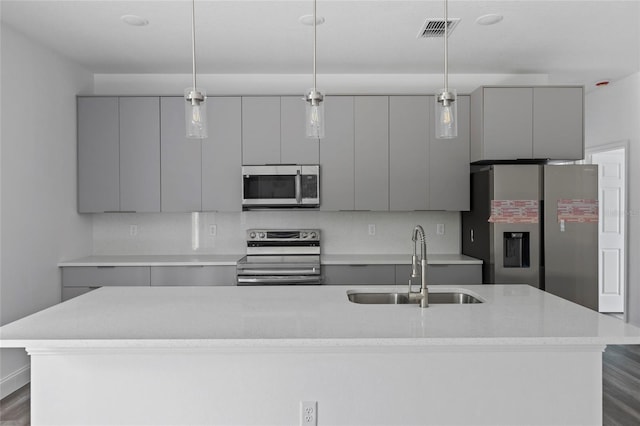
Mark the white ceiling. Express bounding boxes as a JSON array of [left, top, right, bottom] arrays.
[[1, 1, 639, 88]]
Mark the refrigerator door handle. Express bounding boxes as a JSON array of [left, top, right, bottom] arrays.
[[470, 229, 474, 243]]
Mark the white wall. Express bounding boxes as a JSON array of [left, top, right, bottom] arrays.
[[0, 24, 94, 398], [585, 72, 640, 326]]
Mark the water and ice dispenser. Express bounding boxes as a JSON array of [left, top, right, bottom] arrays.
[[503, 232, 530, 268]]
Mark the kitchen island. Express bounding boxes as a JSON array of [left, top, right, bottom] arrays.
[[2, 284, 640, 425]]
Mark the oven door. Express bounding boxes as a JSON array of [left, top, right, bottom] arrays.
[[236, 255, 322, 285], [242, 165, 319, 208]]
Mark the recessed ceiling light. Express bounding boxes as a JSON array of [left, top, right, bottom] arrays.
[[299, 14, 325, 26], [475, 14, 503, 26], [120, 15, 149, 27]]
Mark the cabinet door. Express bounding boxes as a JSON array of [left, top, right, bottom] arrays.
[[77, 97, 120, 212], [395, 264, 482, 285], [323, 265, 396, 285], [62, 287, 96, 301], [533, 87, 584, 160], [202, 97, 242, 212], [119, 97, 161, 212], [389, 96, 429, 211], [429, 95, 470, 211], [354, 96, 389, 211], [62, 266, 150, 287], [242, 97, 280, 164], [160, 97, 202, 212], [151, 266, 236, 286], [281, 96, 319, 164], [483, 88, 533, 160], [320, 96, 355, 211]]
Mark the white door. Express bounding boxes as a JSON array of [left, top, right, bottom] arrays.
[[587, 147, 626, 313]]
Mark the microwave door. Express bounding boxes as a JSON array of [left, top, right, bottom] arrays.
[[242, 166, 301, 206]]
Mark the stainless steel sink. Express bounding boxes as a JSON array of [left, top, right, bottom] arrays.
[[347, 291, 482, 305]]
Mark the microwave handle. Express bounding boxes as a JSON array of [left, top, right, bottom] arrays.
[[295, 169, 302, 204]]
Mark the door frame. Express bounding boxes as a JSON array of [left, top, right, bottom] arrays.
[[585, 140, 629, 320]]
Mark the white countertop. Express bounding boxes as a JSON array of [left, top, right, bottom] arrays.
[[58, 253, 481, 267], [2, 285, 639, 349]]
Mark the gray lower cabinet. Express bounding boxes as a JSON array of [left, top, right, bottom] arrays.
[[323, 265, 396, 285], [150, 266, 236, 286], [161, 97, 202, 212], [61, 266, 151, 301], [202, 97, 242, 212], [395, 264, 482, 285]]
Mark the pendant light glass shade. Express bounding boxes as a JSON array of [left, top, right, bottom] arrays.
[[185, 88, 207, 139], [304, 0, 325, 139], [435, 89, 457, 139], [435, 0, 457, 140], [305, 89, 325, 139], [184, 0, 207, 139]]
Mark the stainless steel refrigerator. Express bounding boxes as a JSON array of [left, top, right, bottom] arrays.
[[462, 164, 599, 310]]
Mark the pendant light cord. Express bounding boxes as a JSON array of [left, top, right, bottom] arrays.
[[191, 0, 197, 90], [313, 0, 317, 91], [443, 0, 448, 92]]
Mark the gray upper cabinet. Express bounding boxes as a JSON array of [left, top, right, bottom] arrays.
[[78, 97, 120, 213], [119, 97, 161, 212], [160, 97, 202, 212], [532, 87, 583, 160], [242, 96, 319, 165], [470, 86, 584, 163], [429, 95, 470, 211], [320, 96, 355, 211], [202, 97, 242, 212], [355, 96, 389, 211], [389, 96, 429, 211], [281, 96, 319, 164], [242, 97, 281, 164]]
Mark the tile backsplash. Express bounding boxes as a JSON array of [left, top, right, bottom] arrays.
[[93, 211, 461, 255]]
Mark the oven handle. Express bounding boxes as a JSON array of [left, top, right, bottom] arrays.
[[295, 169, 302, 204], [237, 275, 322, 285], [237, 269, 320, 275]]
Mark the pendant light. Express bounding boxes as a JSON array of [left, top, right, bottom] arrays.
[[435, 0, 457, 139], [304, 0, 325, 139], [185, 0, 207, 139]]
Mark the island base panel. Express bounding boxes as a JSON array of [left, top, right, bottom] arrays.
[[29, 346, 602, 425]]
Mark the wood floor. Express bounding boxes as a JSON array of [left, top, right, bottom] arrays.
[[1, 346, 639, 425]]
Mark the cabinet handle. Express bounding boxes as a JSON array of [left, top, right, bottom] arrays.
[[470, 229, 474, 243]]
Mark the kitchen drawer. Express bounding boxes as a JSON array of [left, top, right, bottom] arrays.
[[395, 264, 482, 285], [62, 287, 98, 301], [323, 265, 396, 285], [151, 266, 236, 286], [62, 266, 151, 287]]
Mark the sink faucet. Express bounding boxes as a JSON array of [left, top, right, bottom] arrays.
[[409, 225, 429, 308]]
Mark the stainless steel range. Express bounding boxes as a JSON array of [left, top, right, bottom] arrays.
[[236, 229, 322, 285]]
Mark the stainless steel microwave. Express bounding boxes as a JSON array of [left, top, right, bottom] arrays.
[[242, 165, 320, 209]]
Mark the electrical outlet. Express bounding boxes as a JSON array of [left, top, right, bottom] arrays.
[[368, 224, 376, 236], [209, 225, 217, 236], [129, 225, 138, 237], [300, 401, 317, 426], [436, 223, 445, 235]]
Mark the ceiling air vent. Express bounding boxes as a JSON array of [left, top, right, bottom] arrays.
[[417, 18, 460, 38]]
